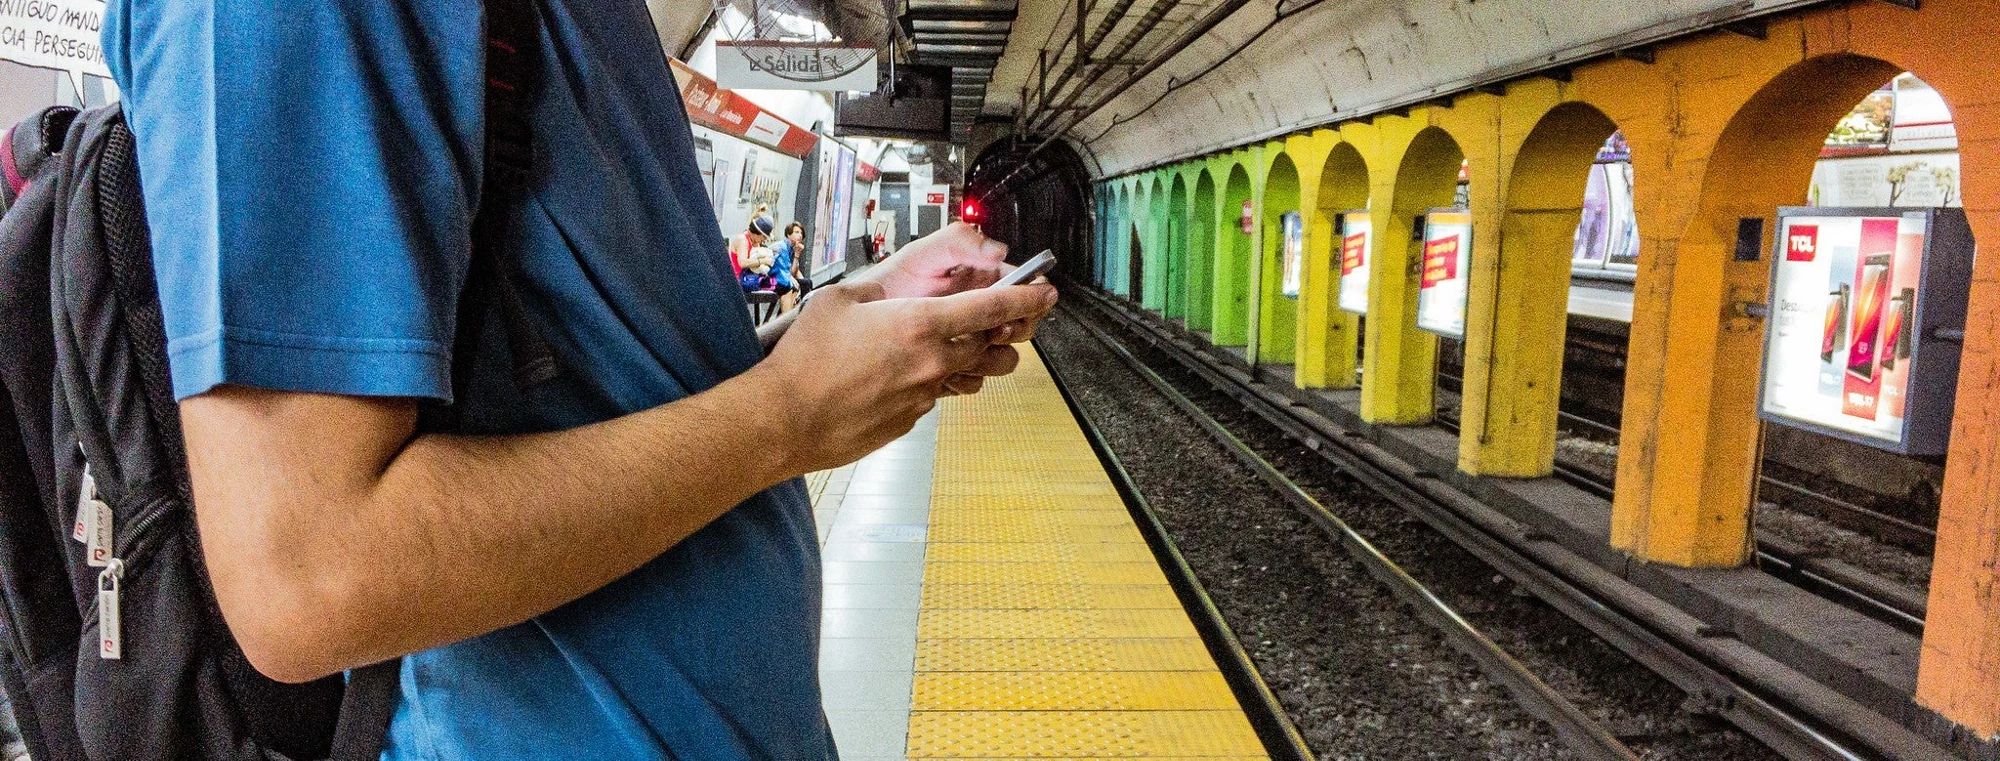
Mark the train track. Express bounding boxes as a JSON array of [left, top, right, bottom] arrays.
[[1060, 285, 1954, 761], [1043, 351, 1319, 761], [1046, 315, 1642, 760], [1428, 381, 1930, 635], [1433, 371, 1938, 554]]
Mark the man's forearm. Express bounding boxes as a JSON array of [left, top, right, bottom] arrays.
[[184, 372, 800, 682]]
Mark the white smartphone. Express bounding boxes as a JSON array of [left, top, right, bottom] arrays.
[[991, 250, 1056, 288]]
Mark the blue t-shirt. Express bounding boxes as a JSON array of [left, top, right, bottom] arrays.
[[103, 2, 829, 758], [771, 238, 799, 289]]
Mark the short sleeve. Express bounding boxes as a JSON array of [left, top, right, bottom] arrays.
[[105, 0, 486, 401]]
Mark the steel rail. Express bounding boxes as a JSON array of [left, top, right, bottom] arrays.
[[1431, 410, 1928, 636], [1054, 312, 1641, 761], [1433, 372, 1937, 549], [1040, 341, 1318, 761], [1433, 367, 1931, 632], [1063, 284, 1942, 761]]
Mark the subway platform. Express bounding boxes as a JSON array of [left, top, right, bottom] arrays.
[[803, 347, 1268, 760]]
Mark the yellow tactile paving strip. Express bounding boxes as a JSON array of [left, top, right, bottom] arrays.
[[909, 347, 1267, 759]]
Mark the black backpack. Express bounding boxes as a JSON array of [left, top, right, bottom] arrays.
[[0, 1, 554, 758]]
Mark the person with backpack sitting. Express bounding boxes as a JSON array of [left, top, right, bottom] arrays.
[[23, 2, 1058, 759]]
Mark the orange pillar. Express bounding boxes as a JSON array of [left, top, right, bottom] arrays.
[[1895, 0, 2000, 737]]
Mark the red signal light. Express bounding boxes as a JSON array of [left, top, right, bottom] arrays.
[[962, 200, 982, 223]]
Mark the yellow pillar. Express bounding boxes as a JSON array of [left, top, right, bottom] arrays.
[[1310, 130, 1373, 390], [1455, 88, 1608, 478], [1359, 117, 1445, 425], [1290, 132, 1335, 387]]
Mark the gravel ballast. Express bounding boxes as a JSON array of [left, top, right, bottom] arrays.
[[1038, 304, 1781, 761]]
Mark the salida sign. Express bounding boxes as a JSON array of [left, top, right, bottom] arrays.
[[715, 41, 878, 92]]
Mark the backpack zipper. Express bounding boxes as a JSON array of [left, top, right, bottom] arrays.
[[72, 464, 95, 543], [95, 559, 122, 660]]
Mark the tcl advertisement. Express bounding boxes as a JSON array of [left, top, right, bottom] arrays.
[[1416, 209, 1473, 337], [1758, 207, 1974, 455], [1336, 210, 1372, 315], [1280, 211, 1304, 299]]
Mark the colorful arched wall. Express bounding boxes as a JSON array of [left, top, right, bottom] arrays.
[[1084, 0, 2000, 735]]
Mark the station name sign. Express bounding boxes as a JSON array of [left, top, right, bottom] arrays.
[[716, 41, 878, 92]]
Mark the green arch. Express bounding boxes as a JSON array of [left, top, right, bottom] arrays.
[[1166, 172, 1190, 319], [1258, 153, 1302, 364], [1143, 175, 1169, 311], [1188, 169, 1218, 331], [1215, 163, 1254, 345]]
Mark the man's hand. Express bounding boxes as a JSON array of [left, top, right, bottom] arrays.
[[825, 221, 1058, 384], [848, 222, 1010, 299], [749, 280, 1057, 473], [184, 275, 1055, 683]]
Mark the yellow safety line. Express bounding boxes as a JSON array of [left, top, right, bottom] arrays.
[[908, 346, 1268, 759]]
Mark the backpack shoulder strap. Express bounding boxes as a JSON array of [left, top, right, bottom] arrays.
[[463, 0, 560, 395], [330, 1, 547, 756]]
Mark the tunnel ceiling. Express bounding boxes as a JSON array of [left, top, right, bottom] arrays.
[[970, 0, 1825, 177]]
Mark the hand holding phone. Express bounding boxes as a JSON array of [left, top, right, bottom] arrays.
[[990, 250, 1056, 288]]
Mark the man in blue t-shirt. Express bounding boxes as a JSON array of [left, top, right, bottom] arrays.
[[103, 2, 1055, 758]]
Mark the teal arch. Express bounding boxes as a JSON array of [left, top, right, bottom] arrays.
[[1143, 175, 1169, 311], [1111, 184, 1132, 295]]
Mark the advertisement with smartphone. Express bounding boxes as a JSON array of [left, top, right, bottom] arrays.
[[1280, 211, 1304, 299], [1415, 209, 1473, 337], [1761, 211, 1930, 449], [1336, 210, 1371, 315]]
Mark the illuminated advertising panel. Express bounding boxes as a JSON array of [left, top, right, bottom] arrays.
[[1336, 210, 1371, 315], [1280, 211, 1303, 299], [1758, 207, 1973, 455], [1415, 209, 1473, 338]]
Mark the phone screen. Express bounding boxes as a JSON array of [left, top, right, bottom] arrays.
[[992, 250, 1056, 288], [1879, 293, 1905, 371], [1821, 288, 1847, 363], [1847, 256, 1890, 383]]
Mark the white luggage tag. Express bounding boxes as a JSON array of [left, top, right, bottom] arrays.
[[97, 559, 123, 660], [73, 467, 96, 543], [85, 498, 113, 568]]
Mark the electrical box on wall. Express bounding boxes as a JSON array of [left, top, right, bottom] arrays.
[[1757, 207, 1974, 456]]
